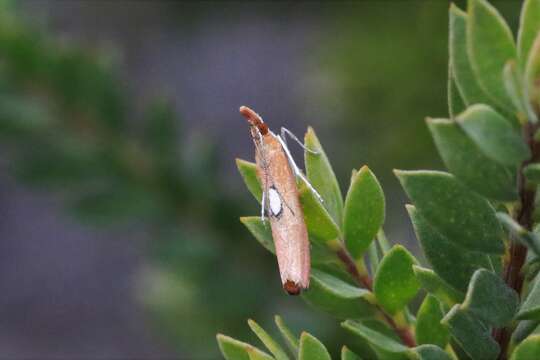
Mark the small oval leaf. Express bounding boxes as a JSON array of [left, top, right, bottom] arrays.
[[247, 319, 289, 360], [343, 165, 385, 259], [525, 33, 540, 119], [441, 305, 500, 360], [449, 4, 493, 107], [427, 118, 517, 201], [304, 127, 343, 225], [298, 180, 341, 244], [448, 63, 466, 118], [342, 320, 408, 359], [511, 334, 540, 360], [298, 332, 331, 360], [373, 245, 420, 315], [518, 0, 540, 69], [517, 276, 540, 320], [497, 212, 540, 256], [409, 345, 453, 360], [467, 0, 516, 110], [415, 295, 450, 348], [396, 170, 505, 254], [302, 269, 376, 319], [461, 269, 519, 327], [274, 315, 299, 355], [524, 163, 540, 183], [236, 159, 262, 203], [341, 346, 362, 360], [240, 217, 275, 254], [407, 205, 493, 292], [457, 104, 530, 166], [413, 265, 465, 307], [512, 320, 540, 344], [503, 60, 536, 122], [217, 334, 273, 360]]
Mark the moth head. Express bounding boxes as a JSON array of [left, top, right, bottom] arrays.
[[239, 105, 268, 135]]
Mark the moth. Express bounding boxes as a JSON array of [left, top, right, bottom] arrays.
[[240, 106, 322, 295]]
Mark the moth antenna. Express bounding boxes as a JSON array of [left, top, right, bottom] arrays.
[[280, 127, 319, 155], [275, 134, 324, 203]]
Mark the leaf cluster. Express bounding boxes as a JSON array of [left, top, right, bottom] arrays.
[[222, 1, 540, 359]]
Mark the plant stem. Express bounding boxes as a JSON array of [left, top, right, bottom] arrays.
[[336, 246, 417, 347], [494, 122, 540, 359]]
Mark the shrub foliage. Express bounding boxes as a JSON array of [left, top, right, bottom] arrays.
[[221, 1, 540, 359]]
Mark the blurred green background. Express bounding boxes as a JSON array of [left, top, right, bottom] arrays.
[[0, 1, 522, 358]]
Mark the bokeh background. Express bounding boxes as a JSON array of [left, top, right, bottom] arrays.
[[0, 1, 522, 359]]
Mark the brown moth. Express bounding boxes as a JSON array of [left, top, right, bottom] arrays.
[[240, 106, 321, 295]]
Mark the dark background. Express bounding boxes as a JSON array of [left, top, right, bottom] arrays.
[[0, 1, 522, 359]]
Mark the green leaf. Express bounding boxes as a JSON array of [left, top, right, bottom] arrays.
[[304, 127, 343, 225], [415, 295, 450, 348], [367, 241, 380, 276], [274, 316, 299, 355], [342, 320, 408, 360], [524, 163, 540, 183], [217, 334, 250, 360], [395, 170, 505, 254], [377, 230, 392, 254], [236, 159, 262, 203], [467, 0, 516, 110], [409, 345, 453, 360], [298, 332, 331, 360], [343, 165, 385, 259], [240, 216, 337, 264], [298, 180, 341, 244], [412, 265, 465, 307], [240, 217, 275, 254], [217, 334, 273, 360], [512, 320, 540, 344], [247, 351, 275, 360], [373, 245, 420, 315], [441, 305, 500, 360], [525, 33, 540, 119], [504, 60, 536, 123], [248, 319, 289, 360], [302, 269, 376, 319], [449, 4, 492, 107], [341, 346, 363, 360], [448, 63, 466, 118], [461, 269, 519, 327], [518, 0, 540, 69], [407, 205, 493, 292], [517, 275, 540, 320], [343, 319, 396, 360], [426, 118, 517, 201], [497, 212, 540, 256], [511, 335, 540, 360], [456, 104, 530, 166]]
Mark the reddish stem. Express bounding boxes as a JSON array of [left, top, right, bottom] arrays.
[[336, 247, 417, 347], [494, 122, 540, 359]]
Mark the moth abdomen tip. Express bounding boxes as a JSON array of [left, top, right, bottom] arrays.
[[283, 280, 303, 296]]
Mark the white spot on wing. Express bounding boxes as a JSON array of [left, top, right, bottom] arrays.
[[268, 188, 282, 216]]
